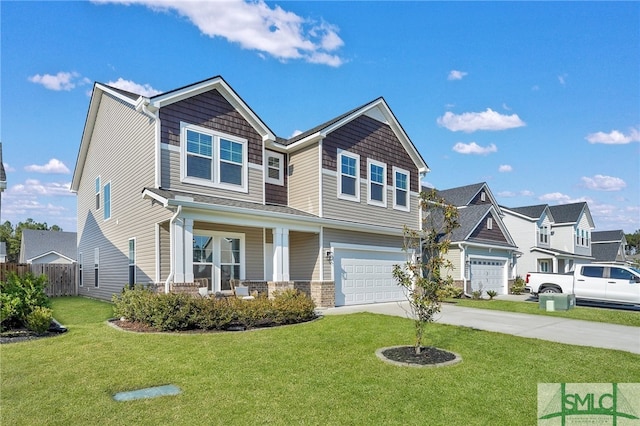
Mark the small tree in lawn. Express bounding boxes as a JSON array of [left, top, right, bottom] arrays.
[[392, 188, 459, 355]]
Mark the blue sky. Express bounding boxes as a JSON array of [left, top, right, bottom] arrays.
[[2, 1, 639, 233]]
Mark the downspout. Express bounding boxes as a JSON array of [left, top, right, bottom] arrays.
[[164, 205, 182, 293], [459, 243, 472, 298]]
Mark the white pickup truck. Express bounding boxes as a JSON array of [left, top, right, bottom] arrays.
[[525, 264, 640, 306]]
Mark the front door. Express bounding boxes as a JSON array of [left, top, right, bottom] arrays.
[[193, 232, 244, 293]]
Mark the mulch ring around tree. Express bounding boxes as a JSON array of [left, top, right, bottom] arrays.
[[376, 345, 462, 368]]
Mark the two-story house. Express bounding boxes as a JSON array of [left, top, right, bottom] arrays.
[[71, 76, 429, 307], [433, 182, 519, 296], [501, 202, 595, 275]]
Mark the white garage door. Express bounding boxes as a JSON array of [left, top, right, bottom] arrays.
[[334, 247, 408, 306], [469, 259, 506, 295]]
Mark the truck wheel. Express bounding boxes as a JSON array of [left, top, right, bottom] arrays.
[[540, 287, 560, 294]]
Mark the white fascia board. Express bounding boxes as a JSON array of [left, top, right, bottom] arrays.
[[148, 77, 276, 142], [141, 189, 169, 207], [28, 251, 75, 264]]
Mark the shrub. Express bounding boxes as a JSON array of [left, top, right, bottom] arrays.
[[471, 289, 483, 300], [112, 287, 316, 332], [511, 276, 526, 295], [25, 306, 53, 334], [0, 272, 50, 331], [486, 290, 498, 300], [437, 284, 463, 300], [272, 289, 316, 324]]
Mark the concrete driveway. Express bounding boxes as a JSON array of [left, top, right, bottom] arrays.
[[320, 296, 640, 355]]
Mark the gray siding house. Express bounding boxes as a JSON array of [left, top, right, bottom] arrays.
[[433, 182, 519, 296], [71, 76, 429, 307], [19, 230, 78, 264], [591, 230, 629, 264]]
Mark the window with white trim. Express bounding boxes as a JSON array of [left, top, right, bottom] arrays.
[[95, 177, 101, 210], [78, 253, 83, 287], [265, 151, 284, 186], [576, 228, 590, 247], [539, 225, 549, 244], [103, 182, 111, 220], [539, 260, 550, 273], [393, 167, 410, 211], [94, 248, 99, 288], [367, 159, 386, 206], [181, 123, 248, 191], [128, 238, 136, 288], [337, 150, 360, 201]]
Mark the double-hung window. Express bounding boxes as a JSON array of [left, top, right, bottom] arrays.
[[539, 225, 549, 244], [393, 167, 410, 211], [181, 123, 248, 192], [367, 159, 386, 206], [265, 151, 284, 186], [337, 150, 360, 201], [128, 238, 136, 288]]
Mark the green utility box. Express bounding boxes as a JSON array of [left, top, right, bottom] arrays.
[[539, 293, 576, 311]]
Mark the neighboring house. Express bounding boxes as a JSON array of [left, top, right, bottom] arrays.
[[0, 242, 6, 263], [71, 76, 429, 307], [19, 230, 78, 264], [591, 230, 628, 264], [501, 202, 595, 275], [433, 182, 519, 296]]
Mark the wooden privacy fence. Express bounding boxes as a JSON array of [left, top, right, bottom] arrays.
[[0, 263, 78, 297]]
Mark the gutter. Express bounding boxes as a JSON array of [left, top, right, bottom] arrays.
[[164, 205, 182, 293]]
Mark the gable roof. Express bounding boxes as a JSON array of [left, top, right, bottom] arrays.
[[285, 97, 429, 174], [503, 204, 550, 220], [591, 242, 623, 263], [20, 230, 77, 263], [548, 202, 592, 226], [592, 229, 625, 243], [434, 182, 499, 209], [72, 76, 277, 192]]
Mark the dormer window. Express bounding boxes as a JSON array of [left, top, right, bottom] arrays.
[[539, 225, 549, 244], [181, 122, 248, 192], [338, 150, 360, 201]]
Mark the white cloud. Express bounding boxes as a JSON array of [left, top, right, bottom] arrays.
[[437, 108, 526, 132], [10, 179, 73, 197], [3, 163, 16, 173], [585, 128, 640, 144], [520, 190, 534, 197], [558, 73, 568, 86], [93, 0, 345, 67], [581, 175, 626, 191], [497, 191, 516, 197], [24, 159, 70, 174], [106, 78, 162, 97], [538, 192, 589, 204], [289, 129, 303, 138], [28, 71, 90, 91], [498, 164, 512, 172], [452, 142, 497, 155], [447, 70, 467, 81]]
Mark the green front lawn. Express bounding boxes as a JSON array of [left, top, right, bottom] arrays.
[[2, 297, 638, 425], [449, 298, 640, 327]]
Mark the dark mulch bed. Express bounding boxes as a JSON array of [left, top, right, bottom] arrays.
[[1, 321, 68, 344], [380, 346, 458, 366]]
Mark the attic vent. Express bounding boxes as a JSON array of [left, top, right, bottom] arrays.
[[481, 191, 486, 202], [487, 217, 493, 230]]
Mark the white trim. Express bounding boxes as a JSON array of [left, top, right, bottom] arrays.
[[27, 251, 76, 264], [392, 166, 410, 212], [367, 158, 387, 207], [330, 242, 406, 254], [264, 151, 284, 186], [192, 230, 246, 292], [95, 176, 101, 211], [180, 122, 249, 193], [162, 142, 180, 153], [318, 140, 324, 217], [337, 149, 360, 202]]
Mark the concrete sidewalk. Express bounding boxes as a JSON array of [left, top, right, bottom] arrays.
[[320, 298, 640, 354]]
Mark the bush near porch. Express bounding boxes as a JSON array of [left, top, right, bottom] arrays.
[[112, 287, 316, 331]]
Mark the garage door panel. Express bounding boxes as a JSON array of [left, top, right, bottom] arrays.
[[335, 248, 408, 306], [470, 259, 506, 295]]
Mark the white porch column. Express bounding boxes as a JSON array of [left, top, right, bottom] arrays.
[[552, 257, 558, 273], [272, 228, 290, 281], [174, 219, 185, 283], [183, 219, 194, 283]]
